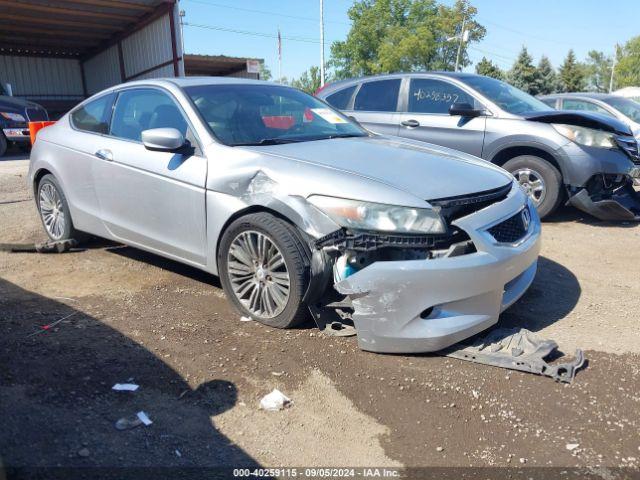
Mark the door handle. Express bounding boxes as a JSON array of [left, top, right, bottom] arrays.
[[95, 149, 113, 161], [401, 119, 420, 128]]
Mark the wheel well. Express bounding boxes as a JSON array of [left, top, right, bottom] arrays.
[[491, 146, 563, 177], [215, 205, 298, 261], [33, 168, 52, 196]]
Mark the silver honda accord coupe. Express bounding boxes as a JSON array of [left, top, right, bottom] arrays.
[[28, 77, 541, 353]]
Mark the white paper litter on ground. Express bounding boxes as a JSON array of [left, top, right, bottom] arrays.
[[259, 389, 292, 411], [136, 411, 153, 426], [240, 316, 252, 322], [566, 443, 579, 451], [112, 383, 139, 392]]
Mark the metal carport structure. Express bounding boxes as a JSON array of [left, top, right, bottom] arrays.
[[0, 0, 184, 118]]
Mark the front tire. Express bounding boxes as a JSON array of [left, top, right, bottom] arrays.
[[37, 174, 81, 242], [218, 212, 310, 328], [503, 155, 563, 219]]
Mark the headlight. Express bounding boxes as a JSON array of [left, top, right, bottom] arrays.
[[308, 195, 446, 234], [552, 123, 616, 148]]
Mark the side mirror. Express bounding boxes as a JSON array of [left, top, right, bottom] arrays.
[[449, 102, 484, 117], [141, 128, 185, 151]]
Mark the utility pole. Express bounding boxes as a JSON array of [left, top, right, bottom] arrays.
[[609, 44, 618, 93], [278, 27, 282, 84], [178, 8, 186, 77], [320, 0, 325, 86], [454, 16, 467, 72]]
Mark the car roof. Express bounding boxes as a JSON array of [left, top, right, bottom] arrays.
[[104, 76, 285, 92], [540, 92, 616, 101]]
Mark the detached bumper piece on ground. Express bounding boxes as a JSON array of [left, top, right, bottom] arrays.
[[442, 328, 586, 383], [0, 239, 79, 253]]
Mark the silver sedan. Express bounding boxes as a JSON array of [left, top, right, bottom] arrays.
[[28, 77, 541, 353]]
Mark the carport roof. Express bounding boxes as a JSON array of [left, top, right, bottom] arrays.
[[0, 0, 174, 59], [184, 54, 263, 76]]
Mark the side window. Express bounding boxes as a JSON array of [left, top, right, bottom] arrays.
[[110, 88, 189, 142], [540, 98, 557, 108], [325, 85, 357, 110], [561, 99, 613, 116], [408, 79, 476, 114], [353, 79, 401, 112], [71, 94, 114, 134]]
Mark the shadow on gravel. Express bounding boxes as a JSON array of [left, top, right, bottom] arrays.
[[0, 278, 260, 478], [499, 255, 581, 333]]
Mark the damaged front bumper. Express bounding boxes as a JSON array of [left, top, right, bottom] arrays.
[[330, 189, 541, 354], [568, 173, 640, 221]]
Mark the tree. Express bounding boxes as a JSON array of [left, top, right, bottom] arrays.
[[584, 50, 612, 92], [536, 55, 558, 94], [475, 56, 503, 79], [558, 49, 586, 92], [508, 47, 541, 95], [615, 36, 640, 89], [329, 0, 485, 79], [290, 66, 323, 94], [259, 63, 272, 81]]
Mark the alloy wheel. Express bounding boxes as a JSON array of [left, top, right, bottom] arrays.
[[39, 183, 66, 240], [227, 230, 290, 319], [513, 168, 546, 206]]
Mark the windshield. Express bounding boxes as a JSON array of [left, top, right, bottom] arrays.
[[185, 84, 367, 146], [461, 76, 553, 115], [603, 96, 640, 123]]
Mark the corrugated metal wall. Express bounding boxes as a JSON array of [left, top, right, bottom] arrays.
[[0, 55, 84, 100], [121, 14, 174, 80], [133, 63, 175, 80], [84, 45, 121, 95]]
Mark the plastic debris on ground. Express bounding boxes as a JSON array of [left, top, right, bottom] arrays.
[[240, 316, 252, 322], [115, 411, 153, 430], [27, 312, 78, 337], [442, 327, 585, 383], [112, 383, 139, 392], [259, 389, 292, 411]]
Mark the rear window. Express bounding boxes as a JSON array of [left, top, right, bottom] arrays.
[[71, 94, 114, 134], [354, 79, 401, 112], [325, 85, 357, 110]]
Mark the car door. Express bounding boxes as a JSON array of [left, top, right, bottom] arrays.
[[343, 78, 401, 136], [92, 87, 208, 266], [396, 77, 486, 157]]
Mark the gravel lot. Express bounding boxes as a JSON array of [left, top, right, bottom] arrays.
[[1, 157, 639, 476]]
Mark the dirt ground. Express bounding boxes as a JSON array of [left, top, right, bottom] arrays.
[[1, 156, 639, 478]]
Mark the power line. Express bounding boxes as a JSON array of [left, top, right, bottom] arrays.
[[183, 22, 339, 45], [183, 0, 351, 26]]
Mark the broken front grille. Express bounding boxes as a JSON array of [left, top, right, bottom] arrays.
[[487, 208, 529, 244], [428, 182, 512, 222]]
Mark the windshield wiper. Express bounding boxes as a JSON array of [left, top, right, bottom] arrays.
[[232, 138, 302, 146]]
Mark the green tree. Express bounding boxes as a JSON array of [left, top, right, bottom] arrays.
[[508, 47, 541, 95], [329, 0, 485, 79], [615, 36, 640, 89], [259, 63, 272, 81], [558, 49, 586, 92], [290, 66, 323, 94], [536, 55, 558, 94], [584, 50, 612, 92], [475, 56, 503, 79]]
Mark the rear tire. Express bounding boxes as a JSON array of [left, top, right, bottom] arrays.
[[503, 155, 563, 219], [218, 212, 310, 328], [37, 174, 83, 242]]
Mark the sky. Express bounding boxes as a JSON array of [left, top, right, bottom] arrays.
[[180, 0, 640, 80]]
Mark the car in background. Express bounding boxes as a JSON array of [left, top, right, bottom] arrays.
[[0, 83, 49, 157], [540, 92, 640, 140], [28, 77, 540, 353], [614, 86, 640, 104], [317, 73, 640, 221]]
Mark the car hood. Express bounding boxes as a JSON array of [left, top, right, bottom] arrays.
[[524, 110, 633, 135], [245, 135, 513, 201], [0, 95, 42, 113]]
